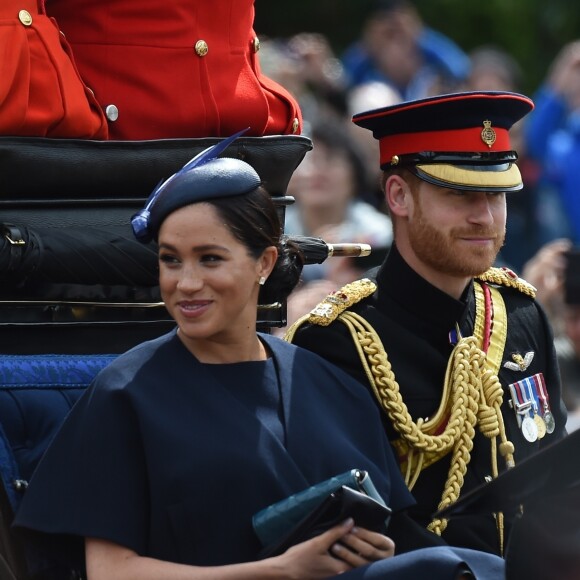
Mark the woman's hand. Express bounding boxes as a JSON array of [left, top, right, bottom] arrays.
[[85, 522, 395, 580], [272, 518, 395, 579], [330, 523, 395, 567]]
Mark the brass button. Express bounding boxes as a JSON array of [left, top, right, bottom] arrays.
[[195, 40, 209, 57], [105, 104, 119, 122], [18, 10, 33, 26], [292, 117, 300, 134], [252, 37, 260, 53]]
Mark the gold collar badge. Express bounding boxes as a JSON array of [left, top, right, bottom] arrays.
[[481, 120, 496, 148], [503, 351, 535, 372]]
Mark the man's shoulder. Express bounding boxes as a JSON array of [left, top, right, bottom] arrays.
[[476, 266, 537, 300], [284, 279, 386, 385], [286, 278, 378, 333]]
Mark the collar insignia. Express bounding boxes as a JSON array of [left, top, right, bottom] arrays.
[[504, 351, 534, 372]]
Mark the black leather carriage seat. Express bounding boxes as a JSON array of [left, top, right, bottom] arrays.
[[0, 133, 313, 579]]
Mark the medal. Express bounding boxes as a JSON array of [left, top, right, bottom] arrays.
[[509, 379, 540, 442], [523, 377, 546, 440], [508, 381, 526, 429], [510, 374, 555, 442], [533, 413, 546, 439], [521, 415, 538, 442], [543, 409, 556, 434], [533, 373, 556, 434]]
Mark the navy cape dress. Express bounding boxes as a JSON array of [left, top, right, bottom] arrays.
[[14, 330, 503, 578]]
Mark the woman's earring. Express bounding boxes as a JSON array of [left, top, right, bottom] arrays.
[[259, 276, 266, 286]]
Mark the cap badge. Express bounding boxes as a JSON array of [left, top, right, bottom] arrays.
[[481, 120, 496, 148]]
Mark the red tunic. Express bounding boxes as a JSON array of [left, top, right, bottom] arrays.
[[46, 0, 302, 140]]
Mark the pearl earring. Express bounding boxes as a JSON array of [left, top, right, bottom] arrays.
[[259, 276, 266, 286]]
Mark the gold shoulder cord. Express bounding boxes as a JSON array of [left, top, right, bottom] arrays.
[[285, 275, 520, 554]]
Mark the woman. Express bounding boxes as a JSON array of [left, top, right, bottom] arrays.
[[14, 140, 503, 579]]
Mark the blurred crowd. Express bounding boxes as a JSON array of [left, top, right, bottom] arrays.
[[259, 0, 580, 429]]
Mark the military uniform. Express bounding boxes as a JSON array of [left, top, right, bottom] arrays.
[[289, 244, 567, 555], [46, 0, 302, 140], [287, 91, 568, 557]]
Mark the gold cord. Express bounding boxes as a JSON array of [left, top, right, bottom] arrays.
[[335, 282, 514, 543], [284, 277, 517, 553]]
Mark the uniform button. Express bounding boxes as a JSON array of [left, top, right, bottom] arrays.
[[18, 10, 33, 26], [195, 40, 209, 57], [292, 117, 300, 134], [252, 37, 260, 53], [105, 104, 119, 122]]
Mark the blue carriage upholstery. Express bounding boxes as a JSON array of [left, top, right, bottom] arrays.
[[0, 354, 117, 514], [0, 354, 117, 580]]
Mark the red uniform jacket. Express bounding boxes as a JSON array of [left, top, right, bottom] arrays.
[[46, 0, 303, 140]]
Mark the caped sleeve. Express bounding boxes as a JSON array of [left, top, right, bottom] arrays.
[[14, 366, 150, 557]]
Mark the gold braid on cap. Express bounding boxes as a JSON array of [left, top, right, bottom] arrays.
[[284, 274, 521, 554]]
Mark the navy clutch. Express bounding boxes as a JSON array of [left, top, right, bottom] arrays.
[[253, 469, 391, 557]]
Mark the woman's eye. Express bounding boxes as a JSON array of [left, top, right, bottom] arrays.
[[201, 254, 223, 263], [159, 254, 179, 264]]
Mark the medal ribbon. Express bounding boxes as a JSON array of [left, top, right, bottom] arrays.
[[508, 379, 532, 427], [523, 376, 540, 416], [533, 373, 550, 414]]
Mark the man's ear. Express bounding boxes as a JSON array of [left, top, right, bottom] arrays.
[[385, 174, 413, 218]]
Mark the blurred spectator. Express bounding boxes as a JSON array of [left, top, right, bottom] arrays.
[[524, 40, 580, 245], [341, 0, 470, 100], [287, 33, 350, 119], [259, 33, 349, 130], [284, 118, 392, 284], [466, 45, 523, 93], [276, 116, 393, 335], [347, 81, 402, 208], [521, 238, 580, 431]]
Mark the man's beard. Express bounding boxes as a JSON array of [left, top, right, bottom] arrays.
[[408, 206, 505, 277]]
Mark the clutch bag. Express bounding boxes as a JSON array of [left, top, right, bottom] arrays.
[[253, 469, 391, 557]]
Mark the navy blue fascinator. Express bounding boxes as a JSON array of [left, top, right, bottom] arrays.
[[131, 129, 261, 243]]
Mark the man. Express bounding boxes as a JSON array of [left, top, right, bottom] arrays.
[[286, 91, 567, 557]]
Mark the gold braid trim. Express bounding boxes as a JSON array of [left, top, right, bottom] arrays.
[[283, 278, 377, 342], [284, 276, 515, 552], [477, 267, 537, 298], [336, 283, 514, 542], [338, 312, 483, 535], [308, 278, 377, 326]]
